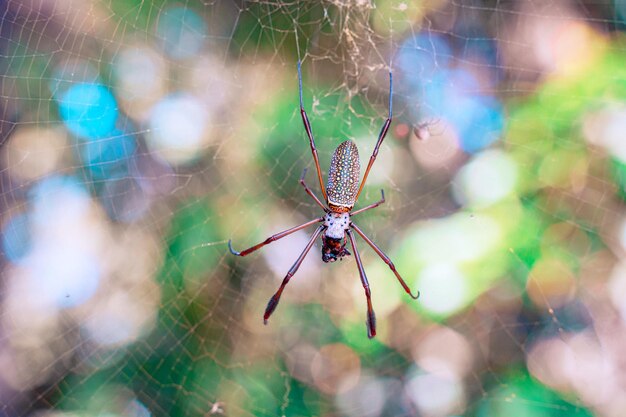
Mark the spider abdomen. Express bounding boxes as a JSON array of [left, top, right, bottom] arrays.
[[327, 140, 360, 212]]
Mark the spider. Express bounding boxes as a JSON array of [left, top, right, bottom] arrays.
[[229, 62, 419, 338]]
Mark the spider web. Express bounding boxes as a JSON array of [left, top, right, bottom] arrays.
[[1, 0, 625, 416]]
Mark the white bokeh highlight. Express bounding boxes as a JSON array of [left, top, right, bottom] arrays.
[[147, 94, 212, 165], [406, 369, 465, 417], [417, 263, 468, 315], [453, 149, 518, 208]]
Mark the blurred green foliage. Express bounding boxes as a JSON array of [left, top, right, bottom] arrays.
[[475, 371, 593, 417]]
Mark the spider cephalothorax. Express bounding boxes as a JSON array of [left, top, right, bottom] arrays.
[[322, 212, 351, 262], [228, 61, 420, 338]]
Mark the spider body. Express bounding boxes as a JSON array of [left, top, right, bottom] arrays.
[[321, 140, 360, 262], [229, 62, 419, 338]]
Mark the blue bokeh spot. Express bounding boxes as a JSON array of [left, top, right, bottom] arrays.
[[397, 34, 453, 91], [406, 60, 504, 154], [458, 97, 504, 153], [81, 130, 137, 179], [2, 213, 31, 262], [58, 83, 118, 140]]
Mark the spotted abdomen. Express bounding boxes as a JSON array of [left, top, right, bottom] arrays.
[[327, 140, 360, 212]]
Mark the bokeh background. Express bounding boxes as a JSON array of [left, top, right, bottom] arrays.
[[1, 0, 626, 416]]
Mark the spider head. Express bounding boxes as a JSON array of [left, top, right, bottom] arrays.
[[321, 235, 351, 263]]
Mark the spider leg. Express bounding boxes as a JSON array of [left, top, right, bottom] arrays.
[[229, 217, 323, 257], [350, 189, 385, 217], [355, 71, 392, 203], [264, 225, 325, 324], [300, 168, 328, 212], [298, 61, 327, 201], [347, 229, 377, 339], [350, 222, 420, 300]]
